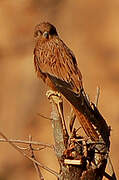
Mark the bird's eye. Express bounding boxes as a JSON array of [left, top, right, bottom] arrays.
[[43, 31, 49, 39]]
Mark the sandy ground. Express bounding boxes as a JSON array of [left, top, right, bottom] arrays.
[[0, 1, 119, 179]]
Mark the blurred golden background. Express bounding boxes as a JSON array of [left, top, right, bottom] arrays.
[[0, 0, 119, 179]]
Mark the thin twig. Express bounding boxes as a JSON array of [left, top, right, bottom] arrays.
[[29, 135, 44, 180], [32, 147, 47, 151], [0, 138, 53, 148], [15, 145, 29, 150], [1, 140, 46, 151], [37, 113, 53, 121], [95, 86, 100, 107], [0, 132, 59, 178]]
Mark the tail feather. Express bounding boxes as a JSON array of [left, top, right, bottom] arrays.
[[74, 108, 99, 141]]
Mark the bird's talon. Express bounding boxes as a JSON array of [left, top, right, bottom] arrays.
[[46, 90, 61, 99]]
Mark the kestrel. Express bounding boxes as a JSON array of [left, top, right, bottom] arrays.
[[33, 22, 99, 141]]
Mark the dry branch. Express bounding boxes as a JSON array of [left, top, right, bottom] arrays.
[[0, 132, 59, 178], [0, 138, 53, 148], [29, 135, 44, 180]]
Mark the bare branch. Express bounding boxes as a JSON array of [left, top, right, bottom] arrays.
[[37, 113, 53, 121], [46, 90, 66, 159], [29, 135, 44, 180], [95, 86, 100, 107], [0, 132, 59, 178], [15, 145, 29, 150], [0, 138, 53, 149]]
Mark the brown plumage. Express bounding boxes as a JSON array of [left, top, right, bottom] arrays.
[[33, 22, 99, 141]]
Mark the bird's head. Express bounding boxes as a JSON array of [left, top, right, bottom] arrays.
[[34, 22, 58, 41]]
